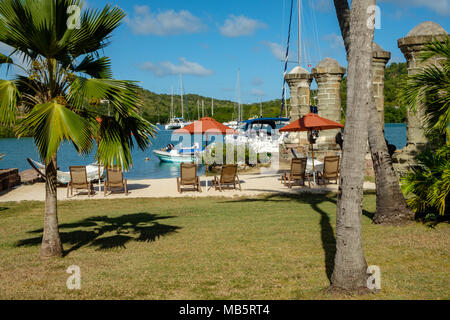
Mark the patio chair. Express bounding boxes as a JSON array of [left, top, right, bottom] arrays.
[[213, 164, 241, 191], [282, 158, 309, 188], [67, 166, 94, 198], [177, 162, 201, 193], [104, 167, 128, 196], [317, 156, 340, 185]]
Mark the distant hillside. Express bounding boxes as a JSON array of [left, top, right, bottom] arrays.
[[137, 89, 286, 124], [139, 63, 408, 125]]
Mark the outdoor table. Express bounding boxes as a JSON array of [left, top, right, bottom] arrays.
[[306, 158, 323, 185]]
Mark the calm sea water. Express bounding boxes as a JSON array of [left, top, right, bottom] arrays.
[[0, 123, 406, 180]]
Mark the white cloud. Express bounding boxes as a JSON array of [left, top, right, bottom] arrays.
[[220, 15, 267, 37], [380, 0, 450, 16], [323, 33, 344, 49], [261, 41, 285, 61], [126, 5, 207, 35], [140, 58, 214, 77], [250, 88, 265, 97], [251, 77, 264, 86], [311, 0, 333, 13]]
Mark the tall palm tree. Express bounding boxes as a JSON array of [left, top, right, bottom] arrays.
[[0, 0, 156, 258], [333, 0, 414, 225], [331, 0, 375, 291]]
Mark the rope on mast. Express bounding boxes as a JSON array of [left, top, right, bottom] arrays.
[[280, 0, 295, 118]]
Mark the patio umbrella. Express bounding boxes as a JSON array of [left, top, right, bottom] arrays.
[[279, 113, 344, 172], [175, 117, 237, 190]]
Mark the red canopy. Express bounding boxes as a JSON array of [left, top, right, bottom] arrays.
[[279, 113, 344, 132], [174, 117, 237, 135]]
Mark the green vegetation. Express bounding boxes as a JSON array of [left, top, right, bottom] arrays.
[[340, 62, 408, 123], [0, 194, 448, 299], [138, 88, 286, 124], [401, 40, 450, 220]]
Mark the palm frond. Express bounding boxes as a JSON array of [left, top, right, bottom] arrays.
[[16, 101, 93, 161], [0, 79, 19, 125]]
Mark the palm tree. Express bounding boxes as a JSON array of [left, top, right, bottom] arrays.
[[330, 0, 375, 291], [402, 39, 450, 218], [0, 0, 156, 258], [333, 0, 414, 225]]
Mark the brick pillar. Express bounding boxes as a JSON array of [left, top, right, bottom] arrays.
[[312, 58, 346, 150], [398, 21, 448, 152], [372, 43, 391, 128], [285, 66, 313, 144]]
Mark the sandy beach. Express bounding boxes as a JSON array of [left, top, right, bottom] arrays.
[[0, 173, 376, 202]]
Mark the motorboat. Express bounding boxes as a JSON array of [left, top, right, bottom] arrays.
[[153, 143, 203, 163]]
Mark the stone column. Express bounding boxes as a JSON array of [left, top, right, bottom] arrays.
[[312, 58, 346, 152], [398, 21, 448, 152], [285, 66, 313, 144], [372, 43, 391, 128], [285, 66, 313, 121]]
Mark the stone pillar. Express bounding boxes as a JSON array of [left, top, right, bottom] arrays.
[[312, 58, 346, 153], [285, 66, 313, 144], [372, 43, 391, 127], [398, 21, 448, 151], [285, 66, 313, 121]]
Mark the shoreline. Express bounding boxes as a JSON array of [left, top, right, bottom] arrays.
[[0, 173, 376, 203]]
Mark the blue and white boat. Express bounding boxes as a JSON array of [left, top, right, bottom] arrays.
[[153, 143, 203, 163]]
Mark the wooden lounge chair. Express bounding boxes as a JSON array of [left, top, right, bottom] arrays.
[[213, 164, 241, 191], [104, 167, 128, 196], [317, 156, 340, 185], [177, 162, 201, 193], [67, 166, 94, 197], [282, 158, 309, 188]]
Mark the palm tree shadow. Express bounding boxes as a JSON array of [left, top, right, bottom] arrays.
[[16, 213, 181, 256], [223, 193, 374, 283]]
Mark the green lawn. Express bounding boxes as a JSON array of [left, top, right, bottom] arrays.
[[0, 193, 448, 300]]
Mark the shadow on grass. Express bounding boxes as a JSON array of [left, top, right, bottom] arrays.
[[16, 213, 181, 256], [223, 193, 375, 283]]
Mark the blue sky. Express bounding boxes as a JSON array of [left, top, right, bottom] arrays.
[[2, 0, 450, 104]]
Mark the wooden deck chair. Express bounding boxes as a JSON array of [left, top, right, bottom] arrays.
[[104, 167, 128, 196], [213, 164, 241, 191], [282, 158, 308, 188], [177, 163, 201, 193], [67, 166, 94, 197], [317, 156, 340, 185]]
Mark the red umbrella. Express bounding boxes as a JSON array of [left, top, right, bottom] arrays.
[[279, 113, 344, 132], [279, 113, 344, 172], [175, 117, 237, 190]]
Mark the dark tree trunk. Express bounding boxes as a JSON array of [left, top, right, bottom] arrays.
[[40, 154, 63, 258], [333, 0, 414, 225], [331, 0, 375, 291], [367, 97, 415, 224]]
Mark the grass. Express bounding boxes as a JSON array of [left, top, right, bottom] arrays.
[[0, 193, 448, 300]]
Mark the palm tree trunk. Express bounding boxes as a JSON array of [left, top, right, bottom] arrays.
[[40, 154, 63, 258], [333, 0, 414, 225], [367, 96, 415, 224], [331, 0, 374, 291]]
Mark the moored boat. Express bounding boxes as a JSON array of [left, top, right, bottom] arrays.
[[153, 143, 203, 163]]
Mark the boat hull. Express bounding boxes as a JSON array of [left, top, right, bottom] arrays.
[[153, 150, 196, 163]]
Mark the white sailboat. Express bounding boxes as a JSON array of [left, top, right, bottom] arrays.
[[165, 74, 191, 129]]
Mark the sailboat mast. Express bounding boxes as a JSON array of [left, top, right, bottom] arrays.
[[238, 69, 241, 122], [180, 73, 184, 119], [170, 86, 174, 120], [298, 0, 302, 66], [211, 99, 214, 117], [202, 100, 205, 118]]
